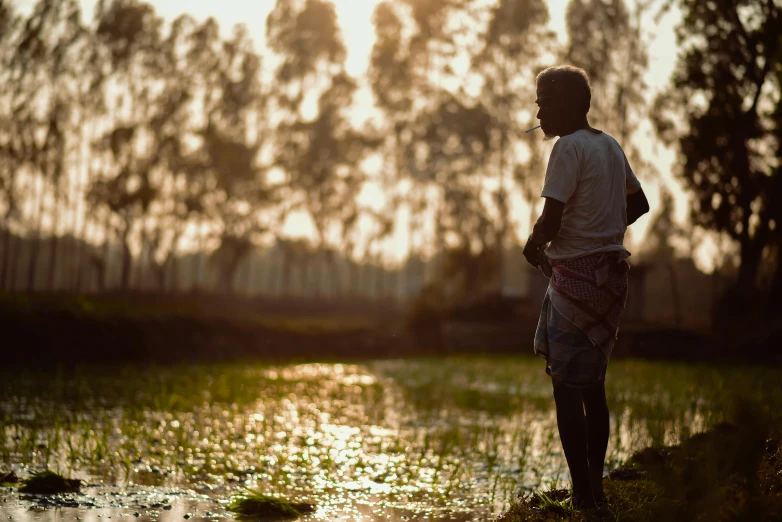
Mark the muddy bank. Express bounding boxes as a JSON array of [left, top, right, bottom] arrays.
[[7, 311, 404, 364], [4, 292, 781, 366], [498, 417, 782, 521]]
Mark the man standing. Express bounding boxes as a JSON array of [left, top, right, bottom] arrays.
[[523, 65, 650, 509]]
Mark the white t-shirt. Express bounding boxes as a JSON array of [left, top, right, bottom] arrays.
[[541, 129, 642, 260]]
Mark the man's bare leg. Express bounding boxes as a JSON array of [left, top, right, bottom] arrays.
[[553, 383, 596, 509], [583, 380, 609, 504]]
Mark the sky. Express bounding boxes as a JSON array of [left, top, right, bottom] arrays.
[[17, 0, 705, 270]]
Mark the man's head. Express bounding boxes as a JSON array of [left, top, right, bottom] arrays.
[[535, 65, 592, 139]]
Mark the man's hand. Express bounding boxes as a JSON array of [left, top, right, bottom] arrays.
[[525, 197, 564, 269], [523, 236, 544, 268]]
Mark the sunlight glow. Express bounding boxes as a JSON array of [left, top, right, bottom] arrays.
[[16, 0, 687, 266]]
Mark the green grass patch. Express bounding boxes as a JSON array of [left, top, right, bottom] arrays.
[[535, 488, 577, 517], [0, 470, 18, 486], [498, 407, 782, 521], [19, 470, 81, 494], [228, 488, 315, 520]]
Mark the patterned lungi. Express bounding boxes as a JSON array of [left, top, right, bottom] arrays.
[[534, 251, 630, 387]]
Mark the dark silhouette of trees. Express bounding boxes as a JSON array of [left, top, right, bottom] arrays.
[[0, 0, 20, 292], [1, 0, 761, 311], [565, 0, 651, 164], [89, 0, 164, 291], [472, 0, 553, 288], [196, 27, 271, 295], [4, 0, 85, 292], [268, 0, 375, 297], [412, 95, 494, 298], [653, 0, 781, 298], [370, 0, 476, 296]]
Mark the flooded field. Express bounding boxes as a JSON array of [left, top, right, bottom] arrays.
[[2, 356, 782, 521]]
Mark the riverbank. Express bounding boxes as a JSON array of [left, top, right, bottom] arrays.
[[1, 292, 409, 365], [498, 411, 782, 521], [3, 292, 781, 366]]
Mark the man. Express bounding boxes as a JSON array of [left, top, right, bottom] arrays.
[[523, 65, 650, 509]]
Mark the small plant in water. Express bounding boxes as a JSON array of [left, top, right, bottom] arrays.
[[20, 470, 81, 494], [0, 470, 18, 487], [228, 487, 315, 520]]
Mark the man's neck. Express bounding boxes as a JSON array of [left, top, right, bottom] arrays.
[[560, 117, 600, 137]]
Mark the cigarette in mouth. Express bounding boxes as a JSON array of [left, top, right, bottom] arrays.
[[525, 125, 541, 133]]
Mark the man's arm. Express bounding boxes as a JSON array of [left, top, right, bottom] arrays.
[[627, 188, 650, 225], [523, 197, 564, 268]]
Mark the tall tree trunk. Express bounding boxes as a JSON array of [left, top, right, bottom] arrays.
[[46, 180, 62, 291], [247, 252, 256, 296], [26, 175, 46, 292], [194, 221, 205, 291], [737, 232, 765, 292], [47, 234, 59, 291], [73, 127, 93, 293], [282, 251, 292, 297], [0, 228, 11, 292], [8, 234, 21, 292], [101, 203, 114, 292], [265, 249, 277, 296], [312, 251, 322, 298], [166, 233, 181, 294], [349, 261, 359, 298], [496, 56, 509, 293], [769, 245, 782, 308], [119, 219, 132, 292], [135, 224, 147, 291], [668, 262, 681, 326]]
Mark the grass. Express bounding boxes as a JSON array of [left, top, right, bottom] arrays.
[[1, 357, 782, 518], [498, 403, 782, 521], [0, 470, 17, 487], [532, 485, 577, 517], [228, 488, 314, 520], [19, 470, 81, 494], [1, 293, 386, 366]]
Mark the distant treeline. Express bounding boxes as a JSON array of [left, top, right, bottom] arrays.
[[0, 0, 652, 301], [0, 229, 535, 299], [1, 0, 778, 310]]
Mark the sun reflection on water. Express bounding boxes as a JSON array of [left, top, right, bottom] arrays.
[[2, 357, 780, 520]]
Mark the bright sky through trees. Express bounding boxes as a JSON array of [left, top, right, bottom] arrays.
[[15, 0, 699, 268]]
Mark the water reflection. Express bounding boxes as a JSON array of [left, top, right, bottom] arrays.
[[2, 357, 780, 520]]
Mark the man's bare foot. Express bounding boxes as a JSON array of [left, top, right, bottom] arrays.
[[571, 490, 598, 510]]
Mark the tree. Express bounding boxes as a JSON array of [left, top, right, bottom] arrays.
[[5, 0, 85, 291], [369, 0, 473, 296], [408, 94, 494, 298], [89, 0, 165, 291], [652, 0, 781, 296], [472, 0, 553, 289], [769, 63, 782, 304], [0, 0, 20, 291], [565, 0, 651, 156], [268, 0, 373, 295], [191, 25, 274, 294]]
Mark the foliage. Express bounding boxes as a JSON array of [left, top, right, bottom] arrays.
[[19, 470, 80, 494], [499, 403, 782, 521], [0, 0, 667, 302], [228, 488, 314, 520], [653, 0, 782, 295]]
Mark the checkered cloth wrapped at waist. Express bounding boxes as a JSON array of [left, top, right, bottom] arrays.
[[549, 252, 630, 354], [533, 252, 630, 386]]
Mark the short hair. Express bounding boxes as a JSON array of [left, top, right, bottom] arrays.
[[536, 65, 592, 115]]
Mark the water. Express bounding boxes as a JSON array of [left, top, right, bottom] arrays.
[[2, 356, 781, 520]]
